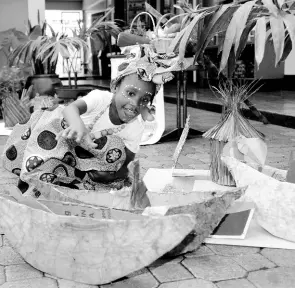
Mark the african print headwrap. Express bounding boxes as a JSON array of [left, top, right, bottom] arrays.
[[110, 45, 194, 93]]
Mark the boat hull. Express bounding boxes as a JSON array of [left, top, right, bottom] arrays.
[[0, 195, 196, 285], [222, 156, 295, 242]]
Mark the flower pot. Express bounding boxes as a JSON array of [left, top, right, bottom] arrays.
[[26, 74, 62, 98], [55, 87, 92, 100]]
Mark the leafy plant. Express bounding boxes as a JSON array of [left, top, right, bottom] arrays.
[[166, 0, 295, 77], [36, 34, 88, 88], [73, 8, 121, 53], [9, 22, 59, 75], [69, 8, 121, 86]]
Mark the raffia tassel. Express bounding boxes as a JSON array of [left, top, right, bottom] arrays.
[[210, 140, 235, 187]]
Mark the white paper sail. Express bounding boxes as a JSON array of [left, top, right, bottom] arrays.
[[222, 136, 267, 168], [172, 115, 190, 174]]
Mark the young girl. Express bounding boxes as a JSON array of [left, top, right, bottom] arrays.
[[57, 72, 156, 184], [2, 45, 187, 193]]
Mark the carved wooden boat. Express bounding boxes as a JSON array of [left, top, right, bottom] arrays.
[[260, 164, 286, 181], [222, 156, 295, 242], [29, 166, 245, 256], [32, 179, 130, 209], [0, 188, 196, 285], [241, 162, 287, 182], [164, 187, 244, 255]]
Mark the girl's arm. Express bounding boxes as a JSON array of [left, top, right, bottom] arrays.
[[57, 100, 97, 148]]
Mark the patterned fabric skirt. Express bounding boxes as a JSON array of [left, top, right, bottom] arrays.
[[2, 106, 128, 194]]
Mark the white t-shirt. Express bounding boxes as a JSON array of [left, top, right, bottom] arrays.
[[80, 89, 144, 154]]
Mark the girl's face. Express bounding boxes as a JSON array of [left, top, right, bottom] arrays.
[[114, 74, 155, 123]]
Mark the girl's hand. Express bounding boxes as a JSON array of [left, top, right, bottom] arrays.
[[141, 104, 156, 122], [56, 123, 97, 149]]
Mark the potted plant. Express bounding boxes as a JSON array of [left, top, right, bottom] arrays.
[[8, 21, 63, 98], [50, 8, 121, 99], [36, 34, 89, 99]]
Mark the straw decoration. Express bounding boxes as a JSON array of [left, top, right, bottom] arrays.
[[203, 80, 265, 141], [203, 79, 264, 186]]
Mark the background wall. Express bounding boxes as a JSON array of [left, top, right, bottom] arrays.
[[0, 0, 28, 32], [28, 0, 45, 26], [46, 1, 82, 10], [284, 49, 295, 76], [83, 0, 109, 11]]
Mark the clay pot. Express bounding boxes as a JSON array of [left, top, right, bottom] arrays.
[[26, 74, 62, 98]]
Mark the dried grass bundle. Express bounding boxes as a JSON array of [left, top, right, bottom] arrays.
[[203, 80, 264, 186], [203, 80, 265, 141]]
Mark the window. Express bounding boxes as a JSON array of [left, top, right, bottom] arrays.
[[45, 10, 83, 76]]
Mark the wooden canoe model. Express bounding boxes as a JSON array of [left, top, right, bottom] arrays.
[[0, 188, 196, 285], [28, 162, 245, 256], [239, 162, 287, 182], [222, 156, 295, 242], [164, 187, 244, 255]]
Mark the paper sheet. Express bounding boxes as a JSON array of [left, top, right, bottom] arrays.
[[223, 136, 267, 168], [0, 121, 12, 136], [205, 202, 295, 250]]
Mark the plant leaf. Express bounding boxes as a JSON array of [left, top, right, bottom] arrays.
[[280, 34, 292, 62], [167, 26, 187, 53], [255, 17, 266, 67], [29, 25, 42, 40], [236, 21, 256, 59], [220, 7, 240, 72], [227, 47, 236, 79], [193, 4, 236, 61], [282, 12, 295, 52], [277, 0, 285, 8], [261, 0, 279, 15], [269, 14, 285, 66], [234, 0, 255, 55], [178, 12, 205, 61]]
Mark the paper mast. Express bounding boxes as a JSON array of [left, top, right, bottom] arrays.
[[172, 115, 190, 171], [286, 151, 295, 184]]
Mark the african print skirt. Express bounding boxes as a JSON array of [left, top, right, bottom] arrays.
[[2, 106, 128, 194]]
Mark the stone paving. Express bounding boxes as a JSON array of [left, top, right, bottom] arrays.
[[0, 103, 295, 287]]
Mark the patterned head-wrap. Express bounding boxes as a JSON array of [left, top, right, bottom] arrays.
[[110, 45, 194, 94]]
